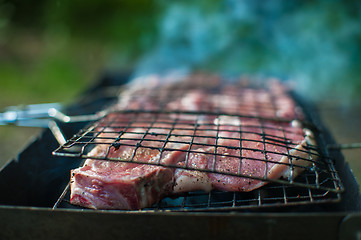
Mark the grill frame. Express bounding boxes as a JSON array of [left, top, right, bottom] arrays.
[[52, 76, 343, 211], [53, 109, 341, 186], [0, 72, 360, 240]]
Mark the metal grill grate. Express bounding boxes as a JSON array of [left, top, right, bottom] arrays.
[[52, 77, 344, 211], [53, 169, 341, 211]]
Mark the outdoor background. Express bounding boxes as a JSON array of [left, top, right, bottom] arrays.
[[0, 0, 361, 188]]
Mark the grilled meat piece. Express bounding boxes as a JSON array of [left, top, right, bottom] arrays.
[[69, 76, 317, 209], [70, 120, 194, 210], [70, 147, 174, 210], [114, 78, 303, 120], [174, 120, 316, 193]]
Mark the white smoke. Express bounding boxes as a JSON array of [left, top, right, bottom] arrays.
[[131, 0, 361, 104]]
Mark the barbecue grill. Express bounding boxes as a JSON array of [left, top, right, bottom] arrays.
[[0, 72, 360, 240]]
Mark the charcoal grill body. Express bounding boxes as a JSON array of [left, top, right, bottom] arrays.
[[0, 73, 360, 240]]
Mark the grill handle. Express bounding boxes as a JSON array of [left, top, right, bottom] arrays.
[[2, 103, 361, 150], [328, 143, 361, 150], [0, 103, 104, 127], [0, 103, 106, 146]]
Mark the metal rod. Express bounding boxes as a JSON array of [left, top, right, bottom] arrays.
[[48, 108, 105, 123], [53, 182, 70, 209], [0, 104, 104, 127], [328, 143, 361, 150], [48, 120, 67, 146]]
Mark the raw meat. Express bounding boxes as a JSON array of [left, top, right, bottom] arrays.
[[69, 76, 316, 209], [70, 113, 215, 209], [114, 77, 302, 120], [174, 120, 316, 193], [70, 147, 174, 210]]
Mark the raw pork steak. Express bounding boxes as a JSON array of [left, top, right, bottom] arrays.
[[69, 77, 316, 209]]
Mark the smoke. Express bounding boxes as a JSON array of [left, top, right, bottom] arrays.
[[132, 2, 235, 78], [131, 0, 361, 104]]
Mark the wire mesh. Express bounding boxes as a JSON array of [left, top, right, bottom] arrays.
[[53, 172, 341, 211], [52, 77, 344, 211], [54, 111, 341, 191]]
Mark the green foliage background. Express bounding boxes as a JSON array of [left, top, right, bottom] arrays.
[[0, 0, 161, 107]]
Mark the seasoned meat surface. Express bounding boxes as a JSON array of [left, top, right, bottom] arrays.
[[173, 120, 313, 193], [70, 75, 315, 209]]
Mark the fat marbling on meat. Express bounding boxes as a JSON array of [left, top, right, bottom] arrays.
[[70, 76, 316, 209], [174, 118, 316, 193]]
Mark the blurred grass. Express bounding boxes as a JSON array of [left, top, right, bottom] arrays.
[[0, 0, 161, 108], [0, 30, 106, 107]]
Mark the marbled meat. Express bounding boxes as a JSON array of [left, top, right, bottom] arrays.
[[70, 77, 316, 209]]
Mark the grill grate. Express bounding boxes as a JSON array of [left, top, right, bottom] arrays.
[[53, 170, 341, 211], [54, 111, 340, 191], [52, 76, 344, 211]]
